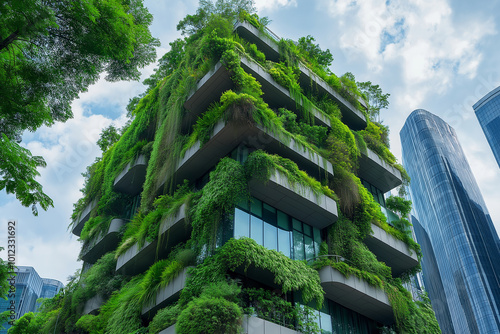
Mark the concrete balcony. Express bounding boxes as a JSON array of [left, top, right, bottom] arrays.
[[318, 266, 394, 325], [72, 200, 97, 237], [249, 170, 338, 229], [297, 63, 367, 131], [159, 325, 175, 334], [83, 294, 104, 315], [183, 57, 331, 134], [80, 218, 125, 264], [158, 316, 301, 334], [232, 20, 367, 131], [234, 20, 280, 62], [365, 224, 419, 277], [243, 316, 303, 334], [142, 267, 190, 318], [358, 149, 402, 193], [113, 155, 147, 196], [167, 119, 333, 191], [116, 205, 189, 275]]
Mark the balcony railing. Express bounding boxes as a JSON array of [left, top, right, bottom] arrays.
[[80, 218, 125, 264], [318, 266, 394, 325], [72, 200, 97, 237], [113, 155, 147, 196], [365, 223, 419, 277], [116, 205, 189, 275]]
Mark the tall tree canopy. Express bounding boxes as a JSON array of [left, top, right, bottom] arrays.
[[0, 0, 159, 214]]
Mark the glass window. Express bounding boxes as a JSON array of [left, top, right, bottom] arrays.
[[278, 229, 291, 257], [293, 218, 302, 232], [303, 223, 312, 237], [293, 231, 305, 260], [277, 211, 290, 230], [264, 221, 278, 251], [234, 208, 250, 239], [251, 198, 262, 217], [313, 228, 321, 257], [250, 215, 263, 245], [304, 235, 314, 261], [263, 203, 277, 225]]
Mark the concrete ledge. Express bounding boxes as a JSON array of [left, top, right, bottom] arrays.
[[162, 119, 333, 192], [234, 21, 280, 62], [243, 316, 302, 334], [142, 267, 191, 318], [358, 149, 402, 193], [365, 224, 419, 277], [249, 170, 338, 229], [83, 294, 104, 315], [319, 266, 394, 325], [81, 218, 125, 264], [113, 155, 147, 196], [116, 205, 189, 275], [158, 325, 176, 334], [72, 200, 97, 237]]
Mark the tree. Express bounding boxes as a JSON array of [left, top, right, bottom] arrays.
[[297, 35, 334, 69], [356, 81, 390, 122], [0, 0, 159, 213], [97, 125, 121, 152], [177, 0, 256, 36]]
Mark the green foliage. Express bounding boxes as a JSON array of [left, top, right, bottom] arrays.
[[148, 304, 181, 334], [0, 0, 158, 211], [183, 238, 324, 307], [297, 35, 334, 69], [177, 0, 256, 36], [386, 195, 412, 218], [0, 134, 53, 215], [191, 157, 248, 253], [97, 125, 121, 152], [357, 81, 390, 122]]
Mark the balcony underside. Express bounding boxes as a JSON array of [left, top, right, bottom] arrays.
[[116, 205, 189, 275], [319, 266, 394, 325], [81, 219, 125, 264], [248, 170, 338, 229], [142, 267, 190, 318], [83, 295, 104, 315], [113, 155, 147, 196], [358, 149, 402, 193], [365, 224, 419, 277], [72, 200, 97, 237]]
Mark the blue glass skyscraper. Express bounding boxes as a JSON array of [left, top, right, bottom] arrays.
[[473, 86, 500, 168], [400, 109, 500, 334]]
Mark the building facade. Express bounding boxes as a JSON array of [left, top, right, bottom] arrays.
[[400, 109, 500, 334], [473, 86, 500, 168], [0, 267, 63, 334], [9, 12, 440, 334]]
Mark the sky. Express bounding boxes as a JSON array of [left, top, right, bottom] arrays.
[[1, 0, 500, 285]]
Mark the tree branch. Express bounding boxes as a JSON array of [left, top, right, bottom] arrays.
[[0, 30, 20, 52]]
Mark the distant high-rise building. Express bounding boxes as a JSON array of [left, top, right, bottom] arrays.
[[473, 85, 500, 168], [0, 267, 63, 334], [401, 109, 500, 334]]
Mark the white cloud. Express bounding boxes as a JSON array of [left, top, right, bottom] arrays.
[[255, 0, 297, 11], [320, 0, 496, 107]]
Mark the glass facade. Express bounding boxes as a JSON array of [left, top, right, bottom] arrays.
[[225, 197, 322, 261], [400, 109, 500, 334], [473, 86, 500, 168]]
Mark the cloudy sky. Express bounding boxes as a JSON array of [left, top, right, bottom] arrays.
[[1, 0, 500, 284]]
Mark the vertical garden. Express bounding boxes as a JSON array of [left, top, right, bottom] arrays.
[[8, 3, 440, 334]]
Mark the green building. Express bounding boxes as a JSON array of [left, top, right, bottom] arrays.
[[10, 8, 440, 334]]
